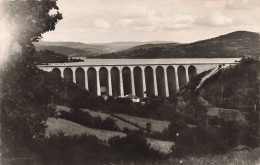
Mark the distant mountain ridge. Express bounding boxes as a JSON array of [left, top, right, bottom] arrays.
[[36, 31, 260, 58], [35, 41, 175, 57], [96, 31, 260, 58]]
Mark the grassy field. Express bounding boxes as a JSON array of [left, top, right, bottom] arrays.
[[82, 108, 139, 131], [115, 147, 260, 165], [81, 108, 170, 133], [114, 113, 170, 133], [46, 108, 260, 161], [158, 147, 260, 165], [55, 105, 71, 115], [55, 106, 170, 133], [46, 118, 125, 141], [46, 117, 174, 154], [148, 139, 174, 154]]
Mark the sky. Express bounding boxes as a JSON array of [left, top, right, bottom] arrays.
[[42, 0, 260, 44]]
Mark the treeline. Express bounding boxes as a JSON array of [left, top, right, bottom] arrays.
[[34, 49, 68, 63], [33, 49, 84, 64]]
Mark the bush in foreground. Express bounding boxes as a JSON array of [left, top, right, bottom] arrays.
[[109, 133, 163, 160], [32, 133, 115, 165]]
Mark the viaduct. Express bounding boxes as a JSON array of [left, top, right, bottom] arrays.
[[38, 58, 240, 98]]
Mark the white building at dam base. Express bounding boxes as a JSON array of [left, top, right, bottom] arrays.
[[38, 58, 240, 98]]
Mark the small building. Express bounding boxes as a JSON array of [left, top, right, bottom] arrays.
[[206, 108, 247, 126], [126, 94, 140, 103], [100, 86, 107, 95], [70, 56, 87, 60]]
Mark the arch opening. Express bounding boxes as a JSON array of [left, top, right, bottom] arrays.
[[134, 67, 143, 97], [178, 66, 187, 88], [122, 67, 132, 95], [145, 66, 155, 97], [87, 67, 97, 95], [111, 67, 120, 97], [167, 66, 177, 96], [188, 65, 197, 80], [156, 66, 166, 97], [99, 67, 109, 96], [76, 68, 85, 88], [64, 68, 73, 82], [52, 68, 61, 77]]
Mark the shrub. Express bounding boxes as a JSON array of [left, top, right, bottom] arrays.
[[122, 127, 130, 134], [146, 122, 152, 135], [216, 120, 256, 148], [30, 133, 115, 165], [165, 113, 224, 156], [171, 126, 224, 156], [109, 133, 163, 160], [101, 117, 119, 131]]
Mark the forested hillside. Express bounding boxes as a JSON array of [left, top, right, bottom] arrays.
[[35, 41, 174, 58], [97, 31, 260, 58], [201, 58, 259, 113], [34, 49, 68, 63]]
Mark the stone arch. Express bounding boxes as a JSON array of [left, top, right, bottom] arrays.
[[64, 68, 73, 82], [167, 66, 177, 96], [122, 67, 132, 95], [178, 66, 187, 88], [145, 66, 155, 97], [188, 65, 197, 80], [156, 66, 166, 97], [76, 67, 85, 88], [134, 66, 143, 97], [111, 67, 120, 97], [99, 67, 109, 96], [52, 68, 61, 77], [87, 67, 97, 95]]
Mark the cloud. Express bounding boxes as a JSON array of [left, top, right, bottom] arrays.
[[116, 8, 194, 32], [224, 0, 259, 10], [93, 19, 110, 28], [42, 0, 260, 43], [195, 11, 233, 26]]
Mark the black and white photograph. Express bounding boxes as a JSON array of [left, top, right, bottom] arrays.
[[0, 0, 260, 164]]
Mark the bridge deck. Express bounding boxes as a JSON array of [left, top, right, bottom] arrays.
[[38, 58, 241, 67]]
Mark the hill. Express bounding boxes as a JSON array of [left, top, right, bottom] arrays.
[[200, 58, 259, 113], [177, 58, 259, 116], [35, 45, 99, 57], [47, 107, 175, 154], [34, 49, 68, 63], [127, 43, 179, 51], [96, 31, 260, 58], [92, 41, 176, 48], [35, 41, 175, 57]]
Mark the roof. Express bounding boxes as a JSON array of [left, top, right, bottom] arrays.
[[126, 94, 140, 99], [206, 108, 220, 117], [206, 108, 247, 124]]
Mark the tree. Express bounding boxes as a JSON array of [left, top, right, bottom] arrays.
[[146, 122, 151, 135], [4, 0, 62, 65], [0, 0, 62, 158]]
